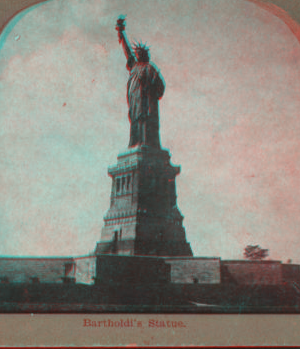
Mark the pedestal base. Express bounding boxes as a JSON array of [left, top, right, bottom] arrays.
[[95, 239, 193, 257], [96, 145, 193, 257]]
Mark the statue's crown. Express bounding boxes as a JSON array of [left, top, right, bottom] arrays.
[[133, 41, 150, 53], [133, 41, 150, 62]]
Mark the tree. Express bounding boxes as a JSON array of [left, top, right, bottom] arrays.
[[244, 245, 269, 260]]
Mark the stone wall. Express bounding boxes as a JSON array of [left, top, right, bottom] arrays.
[[164, 257, 221, 284], [96, 255, 170, 284], [282, 264, 300, 284], [0, 257, 73, 283], [74, 256, 96, 284], [221, 260, 282, 285], [0, 255, 290, 286]]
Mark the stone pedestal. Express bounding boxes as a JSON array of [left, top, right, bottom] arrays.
[[95, 145, 192, 257]]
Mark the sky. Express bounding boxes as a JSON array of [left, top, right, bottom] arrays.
[[0, 0, 300, 262]]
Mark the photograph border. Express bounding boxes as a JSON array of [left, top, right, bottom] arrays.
[[0, 0, 300, 346]]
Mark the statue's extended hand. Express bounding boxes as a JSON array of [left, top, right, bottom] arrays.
[[116, 16, 126, 43], [116, 15, 135, 64]]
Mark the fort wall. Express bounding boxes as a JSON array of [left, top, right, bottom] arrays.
[[221, 260, 282, 285], [0, 257, 73, 283], [164, 257, 221, 284]]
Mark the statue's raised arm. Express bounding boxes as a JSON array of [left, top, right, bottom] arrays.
[[116, 16, 137, 70]]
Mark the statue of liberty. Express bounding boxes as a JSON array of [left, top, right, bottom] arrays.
[[116, 16, 165, 148]]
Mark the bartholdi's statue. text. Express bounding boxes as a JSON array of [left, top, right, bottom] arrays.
[[116, 16, 165, 148]]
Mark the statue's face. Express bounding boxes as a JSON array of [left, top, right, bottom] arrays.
[[135, 50, 150, 63]]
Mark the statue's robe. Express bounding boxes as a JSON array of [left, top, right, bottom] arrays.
[[127, 61, 165, 148]]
